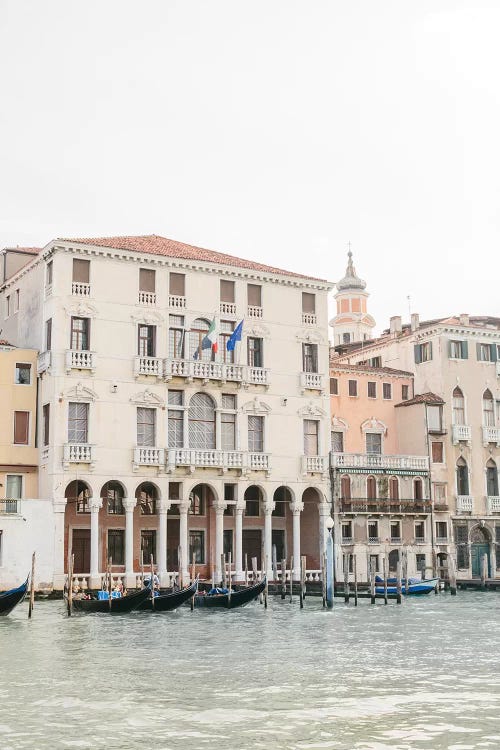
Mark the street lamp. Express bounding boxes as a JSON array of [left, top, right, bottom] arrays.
[[326, 516, 334, 608]]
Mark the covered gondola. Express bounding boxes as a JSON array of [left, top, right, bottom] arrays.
[[70, 586, 151, 614], [137, 579, 198, 612], [0, 577, 28, 616], [194, 577, 266, 609]]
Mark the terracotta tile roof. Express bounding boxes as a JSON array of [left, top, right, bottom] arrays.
[[60, 234, 328, 282], [3, 247, 41, 254], [0, 339, 14, 347], [395, 392, 445, 407], [330, 362, 414, 377]]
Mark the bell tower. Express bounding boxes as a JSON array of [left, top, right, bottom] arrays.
[[330, 248, 375, 346]]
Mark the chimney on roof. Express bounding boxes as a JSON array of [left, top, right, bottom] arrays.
[[410, 313, 420, 332], [389, 316, 402, 337], [459, 313, 469, 326]]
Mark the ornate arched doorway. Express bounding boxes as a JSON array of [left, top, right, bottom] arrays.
[[471, 526, 491, 577]]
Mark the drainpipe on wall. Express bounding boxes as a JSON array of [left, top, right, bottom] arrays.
[[424, 404, 436, 577]]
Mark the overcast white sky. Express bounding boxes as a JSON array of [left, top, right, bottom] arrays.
[[1, 0, 499, 332]]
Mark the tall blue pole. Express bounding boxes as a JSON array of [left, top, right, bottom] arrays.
[[326, 530, 334, 608]]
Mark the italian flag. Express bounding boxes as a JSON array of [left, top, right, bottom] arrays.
[[201, 317, 218, 354]]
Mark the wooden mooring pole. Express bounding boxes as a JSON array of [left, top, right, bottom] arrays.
[[289, 555, 293, 603], [191, 553, 196, 610], [343, 554, 350, 604], [272, 544, 278, 583], [299, 555, 306, 609], [222, 553, 227, 589], [481, 553, 488, 590], [383, 556, 388, 605], [66, 551, 74, 617], [281, 558, 287, 600], [321, 551, 326, 608], [353, 554, 358, 606], [396, 560, 402, 605], [264, 555, 268, 609], [449, 554, 457, 596], [369, 559, 375, 605], [228, 552, 232, 607], [28, 551, 36, 619], [244, 554, 248, 588]]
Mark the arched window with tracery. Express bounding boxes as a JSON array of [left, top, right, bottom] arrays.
[[101, 481, 124, 515], [452, 387, 465, 425], [189, 318, 211, 361], [483, 389, 495, 427], [189, 393, 216, 449], [456, 457, 469, 496], [486, 459, 499, 497]]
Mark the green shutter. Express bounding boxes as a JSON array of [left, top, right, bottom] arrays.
[[448, 340, 453, 358], [428, 341, 433, 360], [476, 342, 482, 361], [414, 344, 422, 364], [461, 340, 468, 359], [491, 344, 497, 362]]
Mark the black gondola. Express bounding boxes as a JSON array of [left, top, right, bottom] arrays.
[[194, 577, 266, 609], [137, 579, 198, 612], [0, 577, 29, 616], [70, 586, 151, 614]]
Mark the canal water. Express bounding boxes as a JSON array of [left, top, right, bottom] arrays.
[[0, 592, 499, 750]]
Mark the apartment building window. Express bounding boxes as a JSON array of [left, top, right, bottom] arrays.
[[14, 289, 19, 312], [189, 530, 205, 564], [13, 411, 29, 445], [341, 522, 352, 541], [71, 317, 90, 350], [389, 477, 399, 500], [486, 460, 499, 497], [367, 475, 377, 499], [431, 441, 444, 463], [366, 432, 381, 455], [219, 320, 235, 364], [382, 382, 392, 400], [137, 407, 156, 446], [108, 530, 125, 565], [139, 268, 155, 294], [43, 404, 50, 446], [433, 484, 447, 506], [456, 458, 469, 495], [247, 283, 262, 308], [244, 486, 261, 516], [189, 318, 211, 361], [73, 259, 90, 285], [343, 333, 351, 344], [189, 486, 205, 515], [169, 315, 185, 359], [401, 384, 409, 400], [348, 379, 358, 397], [302, 343, 318, 373], [141, 530, 156, 565], [414, 478, 423, 500], [68, 403, 88, 443], [414, 341, 433, 363], [167, 391, 184, 448], [5, 295, 10, 318], [45, 319, 52, 351], [330, 377, 338, 395], [367, 381, 377, 399], [223, 529, 233, 557], [169, 272, 185, 297], [483, 390, 495, 426], [302, 292, 315, 314], [369, 356, 382, 367], [138, 325, 156, 357], [46, 260, 53, 286], [456, 525, 469, 569], [188, 393, 216, 449], [452, 387, 465, 424], [477, 342, 497, 362], [6, 475, 22, 500], [303, 419, 319, 456], [221, 394, 236, 450], [340, 475, 351, 500], [449, 340, 468, 359], [368, 520, 379, 542], [248, 415, 264, 452], [427, 404, 444, 432], [15, 363, 31, 385], [390, 521, 401, 541], [103, 482, 124, 515], [415, 521, 425, 541], [436, 522, 448, 541], [220, 279, 235, 304], [331, 431, 344, 452], [248, 337, 263, 368], [416, 554, 426, 573]]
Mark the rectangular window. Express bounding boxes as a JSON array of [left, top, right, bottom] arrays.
[[416, 553, 426, 573], [348, 379, 358, 397], [449, 340, 468, 359], [72, 258, 90, 283], [302, 343, 318, 373], [46, 260, 53, 286], [167, 391, 184, 448], [433, 484, 447, 504], [382, 382, 392, 400], [108, 530, 125, 565], [331, 430, 344, 452], [6, 475, 22, 500], [138, 325, 156, 357], [43, 404, 50, 446], [45, 319, 52, 351], [369, 356, 382, 367], [169, 272, 185, 296], [189, 530, 205, 564], [71, 317, 90, 350], [390, 521, 401, 541], [415, 521, 425, 541], [68, 403, 88, 443], [414, 341, 433, 363], [431, 442, 444, 463], [477, 342, 497, 362], [219, 320, 235, 364], [221, 410, 236, 451], [302, 292, 316, 313], [245, 489, 260, 516], [139, 268, 156, 292], [303, 419, 319, 456], [223, 529, 233, 557], [168, 315, 185, 359], [341, 522, 352, 540], [141, 530, 157, 565], [189, 493, 205, 515], [13, 411, 29, 445], [401, 384, 409, 401], [247, 283, 262, 307], [436, 522, 448, 540], [427, 405, 443, 432], [248, 415, 264, 452], [367, 381, 377, 399], [368, 521, 378, 541], [220, 279, 235, 303], [366, 432, 381, 454], [247, 337, 263, 368], [5, 295, 10, 317], [14, 289, 19, 312], [137, 407, 155, 446], [330, 377, 338, 395], [15, 363, 31, 385]]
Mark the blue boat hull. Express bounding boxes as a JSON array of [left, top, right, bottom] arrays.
[[375, 577, 438, 596]]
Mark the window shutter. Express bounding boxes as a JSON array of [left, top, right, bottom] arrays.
[[476, 342, 482, 360], [72, 259, 90, 283], [302, 292, 315, 313], [14, 411, 29, 444], [169, 273, 185, 296], [428, 342, 433, 360], [462, 340, 468, 359], [448, 340, 453, 358], [491, 344, 497, 362], [220, 280, 235, 303], [414, 344, 421, 364], [247, 284, 261, 306], [139, 269, 156, 292]]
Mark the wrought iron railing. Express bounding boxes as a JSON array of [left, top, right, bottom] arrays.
[[340, 497, 431, 513]]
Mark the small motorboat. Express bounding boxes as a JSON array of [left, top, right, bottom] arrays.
[[70, 586, 151, 614], [194, 577, 266, 609], [0, 577, 29, 616], [137, 579, 198, 612], [375, 577, 439, 596]]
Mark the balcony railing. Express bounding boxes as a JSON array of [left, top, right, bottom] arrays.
[[245, 366, 270, 386], [37, 350, 51, 374], [331, 452, 429, 471], [341, 537, 353, 545], [248, 453, 271, 472], [483, 426, 500, 445], [487, 496, 500, 514], [368, 536, 380, 544], [452, 424, 471, 444], [302, 455, 328, 474], [133, 447, 165, 468], [164, 358, 270, 387], [390, 537, 402, 544], [63, 443, 93, 464], [138, 291, 156, 305], [72, 282, 90, 296], [247, 305, 263, 318], [0, 499, 20, 514], [167, 449, 245, 472], [65, 350, 96, 373], [340, 498, 431, 513], [134, 356, 163, 378], [302, 313, 317, 325], [220, 302, 236, 315], [168, 294, 186, 309], [300, 372, 324, 391], [456, 495, 473, 513]]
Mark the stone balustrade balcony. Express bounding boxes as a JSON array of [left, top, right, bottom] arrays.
[[63, 443, 94, 468], [456, 495, 473, 513], [483, 426, 500, 446], [66, 350, 96, 374], [164, 358, 270, 387], [452, 424, 472, 444], [138, 291, 156, 305], [486, 496, 500, 514], [133, 446, 165, 469], [331, 452, 429, 472], [134, 356, 163, 378], [302, 312, 317, 325], [247, 305, 263, 318], [166, 449, 271, 474], [168, 294, 186, 309], [301, 455, 328, 474], [300, 372, 324, 391], [220, 302, 236, 315], [0, 499, 20, 515], [72, 281, 91, 296]]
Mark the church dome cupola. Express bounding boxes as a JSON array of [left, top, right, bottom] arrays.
[[336, 250, 367, 292], [330, 247, 375, 347]]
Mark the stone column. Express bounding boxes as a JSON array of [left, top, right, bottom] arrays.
[[291, 501, 304, 580], [158, 499, 171, 587], [263, 501, 275, 579], [234, 501, 245, 581], [214, 502, 227, 583], [53, 498, 67, 590], [179, 500, 190, 583], [123, 498, 136, 589], [89, 497, 103, 589]]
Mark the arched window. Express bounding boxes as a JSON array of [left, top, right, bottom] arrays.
[[388, 549, 399, 572], [136, 482, 157, 515], [189, 318, 211, 361], [414, 478, 423, 501], [65, 480, 91, 514], [101, 481, 124, 515], [456, 458, 469, 496], [486, 459, 499, 497], [366, 475, 377, 499], [483, 389, 495, 427], [244, 485, 262, 516], [452, 387, 465, 425], [389, 476, 399, 501], [188, 393, 216, 449], [340, 475, 351, 500]]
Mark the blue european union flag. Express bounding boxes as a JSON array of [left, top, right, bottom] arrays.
[[226, 320, 243, 351]]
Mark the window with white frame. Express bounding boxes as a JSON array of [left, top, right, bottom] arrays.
[[329, 377, 338, 395], [390, 521, 401, 541], [365, 432, 382, 454], [168, 315, 185, 359], [483, 389, 495, 427], [433, 484, 447, 505], [6, 475, 22, 499], [368, 520, 379, 542], [302, 343, 318, 373], [167, 391, 184, 448], [188, 393, 216, 449], [15, 363, 31, 385], [435, 521, 448, 541], [137, 407, 156, 447], [449, 340, 468, 359], [248, 415, 264, 452], [477, 342, 496, 362], [382, 382, 392, 400], [414, 520, 425, 541], [219, 321, 235, 364], [331, 430, 344, 452], [68, 403, 88, 443], [452, 387, 465, 424], [427, 404, 444, 432], [348, 379, 358, 397], [303, 419, 319, 456], [367, 381, 377, 399], [221, 394, 236, 450]]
